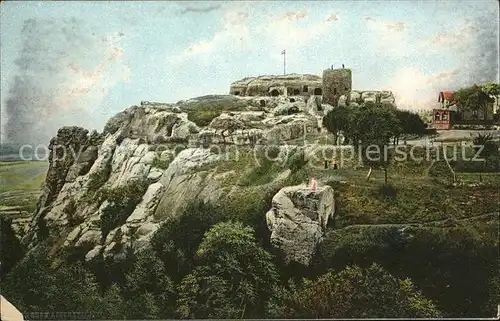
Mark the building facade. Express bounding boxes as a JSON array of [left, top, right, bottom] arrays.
[[433, 108, 455, 130]]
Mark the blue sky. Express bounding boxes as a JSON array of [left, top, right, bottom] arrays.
[[1, 0, 498, 144]]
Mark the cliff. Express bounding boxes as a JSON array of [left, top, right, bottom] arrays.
[[20, 94, 335, 264]]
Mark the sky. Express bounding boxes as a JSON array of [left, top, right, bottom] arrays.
[[0, 0, 498, 145]]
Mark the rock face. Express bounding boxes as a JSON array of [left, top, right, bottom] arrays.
[[266, 184, 335, 266], [20, 94, 335, 261], [338, 91, 396, 108], [230, 74, 322, 97]]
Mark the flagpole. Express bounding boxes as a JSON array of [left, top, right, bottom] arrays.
[[282, 49, 286, 75]]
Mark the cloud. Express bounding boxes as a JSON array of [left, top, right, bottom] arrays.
[[2, 19, 131, 145], [363, 16, 410, 55], [265, 11, 339, 51], [279, 10, 308, 22], [421, 12, 498, 88], [385, 67, 445, 110], [326, 14, 339, 22], [179, 4, 221, 15], [167, 9, 252, 67], [363, 16, 407, 32], [167, 7, 340, 67]]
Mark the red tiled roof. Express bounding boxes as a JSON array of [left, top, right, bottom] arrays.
[[443, 91, 455, 101]]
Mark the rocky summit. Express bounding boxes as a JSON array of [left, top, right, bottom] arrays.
[[19, 93, 337, 265]]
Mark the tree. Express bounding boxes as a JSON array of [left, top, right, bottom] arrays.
[[274, 263, 442, 318], [121, 248, 176, 319], [396, 110, 427, 139], [2, 247, 107, 314], [482, 82, 500, 97], [353, 104, 400, 183], [455, 85, 493, 117], [0, 215, 25, 279], [314, 226, 499, 317], [176, 221, 279, 319], [322, 106, 351, 145], [151, 200, 225, 280]]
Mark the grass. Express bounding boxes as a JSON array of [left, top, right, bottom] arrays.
[[187, 110, 221, 127], [0, 161, 48, 213], [181, 95, 264, 127], [152, 153, 174, 170], [322, 157, 500, 227]]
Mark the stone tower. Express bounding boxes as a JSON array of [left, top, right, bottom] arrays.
[[322, 68, 352, 106]]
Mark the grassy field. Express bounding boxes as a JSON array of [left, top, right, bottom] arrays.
[[0, 161, 48, 215]]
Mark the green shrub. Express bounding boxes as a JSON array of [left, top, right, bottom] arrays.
[[375, 183, 398, 201], [286, 150, 308, 173], [176, 222, 279, 319], [271, 263, 441, 318], [0, 215, 25, 279], [239, 159, 275, 186], [312, 225, 499, 317], [222, 187, 277, 247], [151, 200, 226, 280], [98, 180, 149, 238], [64, 199, 81, 226], [151, 154, 173, 170], [87, 164, 112, 192], [187, 110, 221, 127]]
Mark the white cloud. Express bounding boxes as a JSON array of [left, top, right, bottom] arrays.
[[167, 9, 252, 67], [420, 19, 479, 54], [386, 67, 461, 110], [167, 8, 340, 67], [363, 16, 412, 56], [265, 10, 338, 51]]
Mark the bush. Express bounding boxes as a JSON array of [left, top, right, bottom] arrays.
[[187, 110, 221, 127], [2, 248, 108, 314], [271, 263, 442, 318], [375, 183, 398, 201], [176, 222, 279, 319], [239, 157, 278, 186], [286, 150, 308, 173], [98, 180, 149, 238], [312, 226, 499, 317], [0, 215, 25, 279], [222, 187, 277, 248], [151, 154, 173, 170], [151, 200, 226, 280], [64, 199, 81, 226], [120, 248, 176, 319]]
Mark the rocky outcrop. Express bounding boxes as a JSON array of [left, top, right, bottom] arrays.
[[264, 114, 319, 143], [266, 184, 335, 266], [338, 91, 396, 108], [230, 74, 322, 97], [19, 94, 336, 261]]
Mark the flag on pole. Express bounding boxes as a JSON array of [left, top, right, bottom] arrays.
[[281, 49, 286, 55]]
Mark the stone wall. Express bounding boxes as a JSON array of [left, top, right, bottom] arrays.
[[230, 74, 322, 97], [322, 68, 352, 107]]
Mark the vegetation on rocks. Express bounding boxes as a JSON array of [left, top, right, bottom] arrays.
[[2, 96, 499, 319], [98, 180, 149, 237], [151, 153, 174, 170]]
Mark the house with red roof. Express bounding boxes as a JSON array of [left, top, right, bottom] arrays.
[[438, 91, 456, 108], [433, 91, 457, 130], [434, 88, 497, 130]]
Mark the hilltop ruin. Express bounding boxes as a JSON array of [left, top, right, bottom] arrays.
[[229, 67, 396, 108]]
